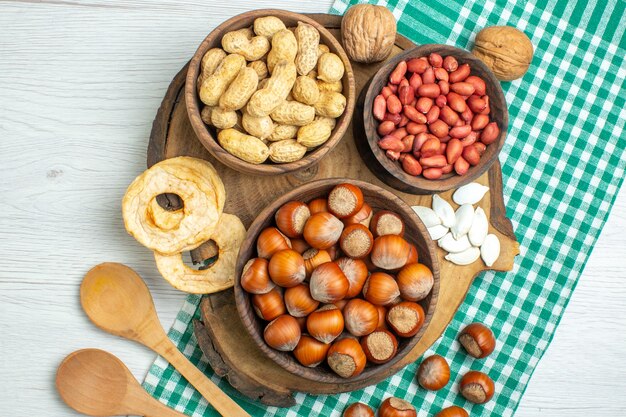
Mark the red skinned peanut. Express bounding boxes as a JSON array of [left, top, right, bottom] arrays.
[[440, 106, 460, 126], [438, 142, 447, 155], [438, 80, 450, 95], [446, 138, 463, 164], [401, 154, 422, 176], [420, 137, 441, 157], [377, 120, 395, 136], [378, 136, 404, 152], [454, 156, 470, 175], [399, 78, 409, 88], [391, 127, 408, 139], [481, 122, 500, 144], [462, 145, 481, 165], [434, 67, 449, 82], [449, 124, 472, 139], [441, 163, 454, 174], [450, 82, 475, 96], [429, 119, 449, 138], [460, 131, 479, 147], [398, 85, 415, 105], [467, 95, 487, 113], [478, 96, 491, 115], [443, 56, 458, 72], [420, 154, 447, 168], [404, 105, 428, 123], [389, 61, 408, 84], [428, 53, 443, 67], [474, 142, 487, 155], [422, 67, 435, 84], [416, 97, 434, 113], [426, 106, 440, 124], [407, 57, 430, 74], [471, 113, 490, 130], [401, 135, 415, 152], [465, 75, 486, 95], [449, 63, 470, 83], [383, 112, 402, 125], [387, 82, 398, 93], [398, 115, 409, 127], [386, 150, 401, 161], [460, 106, 473, 123], [423, 167, 443, 179], [417, 83, 441, 98], [409, 73, 423, 90], [373, 95, 386, 121], [387, 95, 402, 114], [381, 86, 393, 99], [435, 95, 447, 108], [447, 92, 467, 113], [406, 122, 427, 135]]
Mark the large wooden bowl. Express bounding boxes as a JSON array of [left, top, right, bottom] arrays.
[[233, 178, 440, 384], [185, 10, 355, 176], [359, 44, 508, 194]]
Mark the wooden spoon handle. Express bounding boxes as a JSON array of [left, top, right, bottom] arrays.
[[154, 336, 250, 417]]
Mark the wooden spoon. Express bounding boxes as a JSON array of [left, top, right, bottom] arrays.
[[56, 348, 186, 417], [80, 262, 249, 417]]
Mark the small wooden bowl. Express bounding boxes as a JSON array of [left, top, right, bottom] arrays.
[[185, 10, 355, 176], [359, 44, 508, 194], [234, 179, 440, 384]]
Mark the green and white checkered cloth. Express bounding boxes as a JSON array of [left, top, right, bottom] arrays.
[[143, 0, 626, 415]]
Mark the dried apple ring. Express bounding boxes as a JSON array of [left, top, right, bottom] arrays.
[[147, 197, 184, 231], [122, 156, 224, 255], [154, 213, 247, 294]]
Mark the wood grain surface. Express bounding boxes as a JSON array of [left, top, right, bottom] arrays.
[[1, 1, 625, 416]]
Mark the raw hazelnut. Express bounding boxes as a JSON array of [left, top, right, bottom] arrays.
[[458, 322, 496, 358], [343, 402, 374, 417], [459, 370, 495, 403], [417, 355, 450, 390], [378, 397, 416, 417], [360, 329, 398, 364]]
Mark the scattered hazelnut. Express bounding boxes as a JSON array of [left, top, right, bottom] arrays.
[[417, 355, 450, 391], [458, 322, 496, 358], [459, 370, 495, 403]]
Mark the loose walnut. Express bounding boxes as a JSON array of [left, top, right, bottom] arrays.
[[472, 26, 534, 81], [341, 4, 396, 63]]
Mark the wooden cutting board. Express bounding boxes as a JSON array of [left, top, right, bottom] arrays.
[[147, 13, 519, 407]]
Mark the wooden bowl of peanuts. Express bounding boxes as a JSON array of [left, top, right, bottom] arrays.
[[186, 9, 355, 176], [359, 44, 508, 194]]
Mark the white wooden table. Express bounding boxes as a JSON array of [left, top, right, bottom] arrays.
[[1, 1, 625, 415]]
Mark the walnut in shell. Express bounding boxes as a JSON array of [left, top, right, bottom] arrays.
[[341, 4, 396, 63], [472, 26, 534, 81]]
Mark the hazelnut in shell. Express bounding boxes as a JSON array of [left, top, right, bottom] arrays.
[[307, 304, 344, 343], [327, 337, 366, 378], [268, 249, 306, 288], [308, 198, 328, 214], [257, 227, 291, 259], [417, 355, 450, 391], [263, 314, 301, 352], [472, 25, 534, 81], [370, 210, 405, 238], [290, 238, 311, 254], [343, 402, 374, 417], [251, 287, 285, 321], [303, 212, 344, 249], [386, 301, 425, 337], [378, 397, 417, 417], [336, 257, 369, 298], [459, 371, 495, 403], [293, 334, 330, 367], [362, 272, 400, 306], [339, 223, 374, 259], [275, 201, 311, 238], [360, 329, 398, 364], [343, 299, 379, 336], [458, 322, 496, 358], [375, 305, 388, 330], [284, 284, 319, 317], [396, 263, 433, 302], [241, 258, 275, 294], [342, 202, 373, 228], [302, 248, 332, 278], [327, 183, 364, 219], [370, 235, 412, 270], [435, 406, 469, 417], [309, 261, 349, 303]]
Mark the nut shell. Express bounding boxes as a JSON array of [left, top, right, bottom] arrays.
[[472, 26, 534, 81], [417, 355, 450, 390], [459, 370, 495, 403], [341, 4, 397, 63]]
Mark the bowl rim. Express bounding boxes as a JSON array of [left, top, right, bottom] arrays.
[[185, 9, 356, 176], [362, 44, 509, 194], [233, 178, 441, 384]]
